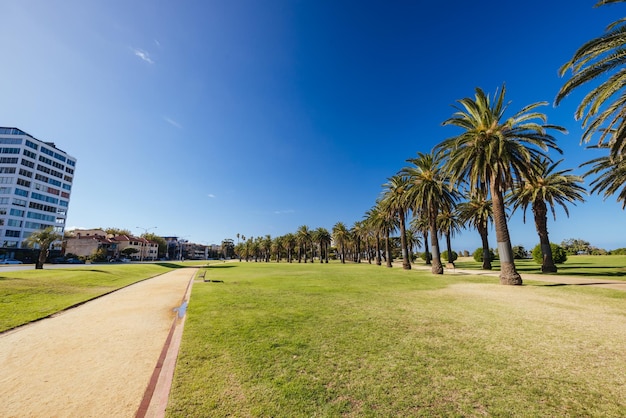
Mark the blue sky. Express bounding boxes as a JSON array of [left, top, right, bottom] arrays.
[[1, 0, 624, 251]]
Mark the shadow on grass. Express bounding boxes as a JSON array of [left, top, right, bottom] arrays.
[[207, 265, 237, 269], [537, 282, 623, 287], [154, 262, 200, 269]]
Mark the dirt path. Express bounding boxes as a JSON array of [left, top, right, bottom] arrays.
[[0, 267, 197, 418]]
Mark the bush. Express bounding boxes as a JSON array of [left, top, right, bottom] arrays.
[[441, 250, 458, 263], [419, 252, 432, 262], [473, 247, 496, 263], [532, 243, 567, 264]]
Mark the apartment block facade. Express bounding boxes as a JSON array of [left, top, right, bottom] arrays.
[[0, 127, 76, 248]]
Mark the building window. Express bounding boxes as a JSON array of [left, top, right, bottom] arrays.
[[10, 208, 24, 217], [1, 157, 19, 164], [0, 177, 13, 184], [15, 188, 28, 197], [8, 219, 23, 227], [25, 139, 38, 150], [0, 137, 22, 145], [24, 149, 37, 159], [18, 168, 32, 177], [5, 230, 20, 237], [0, 167, 16, 174], [16, 178, 30, 187], [12, 198, 26, 207], [20, 159, 35, 168], [1, 148, 20, 154], [0, 187, 10, 194]]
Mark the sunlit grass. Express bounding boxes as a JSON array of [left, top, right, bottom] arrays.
[[167, 262, 626, 417], [0, 262, 198, 332], [454, 254, 626, 279]]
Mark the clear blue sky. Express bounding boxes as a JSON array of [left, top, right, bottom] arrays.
[[1, 0, 624, 251]]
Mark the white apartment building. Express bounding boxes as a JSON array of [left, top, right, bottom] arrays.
[[0, 127, 76, 248]]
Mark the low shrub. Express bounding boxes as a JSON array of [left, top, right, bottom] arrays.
[[532, 243, 567, 264]]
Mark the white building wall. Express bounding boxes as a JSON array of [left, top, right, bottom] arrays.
[[0, 128, 76, 248]]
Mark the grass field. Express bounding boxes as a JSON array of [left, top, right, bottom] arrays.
[[167, 261, 626, 417], [454, 254, 626, 279], [0, 262, 200, 332]]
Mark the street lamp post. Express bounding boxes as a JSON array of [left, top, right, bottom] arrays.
[[136, 226, 157, 262]]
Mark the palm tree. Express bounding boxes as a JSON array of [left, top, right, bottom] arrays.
[[381, 174, 412, 270], [296, 225, 311, 263], [510, 159, 586, 273], [313, 227, 331, 263], [271, 236, 284, 262], [283, 233, 296, 263], [402, 151, 458, 274], [457, 191, 494, 270], [351, 221, 366, 263], [26, 227, 62, 269], [440, 85, 564, 285], [556, 0, 626, 158], [437, 205, 463, 266], [410, 213, 431, 265], [363, 206, 383, 265], [332, 222, 349, 263], [582, 143, 626, 208]]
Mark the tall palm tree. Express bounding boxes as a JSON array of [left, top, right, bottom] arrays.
[[440, 85, 564, 285], [313, 227, 331, 263], [402, 151, 458, 274], [271, 236, 284, 262], [437, 205, 463, 266], [364, 206, 383, 265], [332, 222, 349, 263], [457, 191, 494, 270], [351, 221, 366, 263], [556, 0, 626, 158], [582, 143, 626, 208], [510, 159, 586, 273], [296, 225, 311, 263], [283, 233, 296, 263], [410, 213, 431, 265], [381, 174, 412, 270]]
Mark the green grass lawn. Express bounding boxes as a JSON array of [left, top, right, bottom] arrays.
[[167, 262, 626, 417], [454, 254, 626, 279], [0, 262, 199, 332]]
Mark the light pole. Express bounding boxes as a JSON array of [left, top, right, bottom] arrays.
[[136, 226, 157, 261]]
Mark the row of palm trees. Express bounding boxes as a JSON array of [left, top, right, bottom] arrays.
[[235, 227, 332, 264], [233, 2, 625, 285]]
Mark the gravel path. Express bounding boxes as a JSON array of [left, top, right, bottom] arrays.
[[0, 267, 197, 418]]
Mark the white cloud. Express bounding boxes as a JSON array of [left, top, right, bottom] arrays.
[[163, 117, 182, 129], [154, 39, 161, 48], [132, 48, 154, 64], [208, 194, 216, 198]]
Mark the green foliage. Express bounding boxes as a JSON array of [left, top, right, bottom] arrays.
[[441, 250, 458, 262], [532, 243, 568, 264], [473, 247, 495, 262], [561, 238, 591, 255], [512, 245, 528, 260], [121, 247, 139, 257], [420, 251, 432, 262], [610, 248, 626, 255], [89, 248, 108, 262]]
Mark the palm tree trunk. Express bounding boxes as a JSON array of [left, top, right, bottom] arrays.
[[423, 231, 431, 265], [399, 210, 411, 270], [533, 200, 557, 273], [36, 249, 47, 270], [478, 224, 492, 270], [445, 231, 454, 267], [385, 230, 392, 268], [491, 178, 522, 285], [375, 234, 382, 265], [429, 211, 443, 274]]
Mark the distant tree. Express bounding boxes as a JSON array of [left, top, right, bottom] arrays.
[[473, 247, 496, 264], [561, 238, 592, 255], [142, 233, 167, 258], [90, 248, 108, 262], [121, 247, 139, 258], [441, 250, 458, 263], [105, 227, 132, 236], [512, 245, 528, 260], [221, 238, 235, 259], [24, 227, 62, 269]]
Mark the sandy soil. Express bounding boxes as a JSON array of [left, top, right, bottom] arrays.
[[0, 267, 196, 418]]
